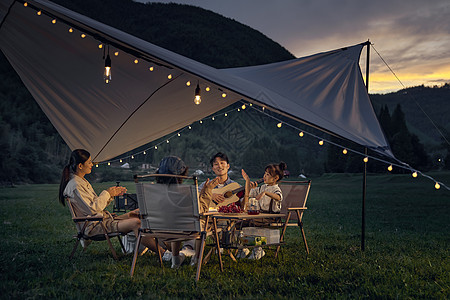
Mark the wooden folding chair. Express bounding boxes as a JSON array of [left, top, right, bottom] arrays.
[[274, 180, 311, 255], [66, 198, 125, 260], [130, 174, 214, 281]]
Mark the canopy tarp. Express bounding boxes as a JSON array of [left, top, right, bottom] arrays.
[[0, 0, 393, 162]]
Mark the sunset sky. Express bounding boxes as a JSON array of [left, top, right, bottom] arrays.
[[138, 0, 450, 94]]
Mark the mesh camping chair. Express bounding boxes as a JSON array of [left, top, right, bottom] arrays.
[[66, 198, 126, 260], [273, 180, 311, 256], [130, 174, 215, 281]]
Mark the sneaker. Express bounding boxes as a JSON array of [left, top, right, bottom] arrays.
[[180, 247, 196, 257], [162, 250, 172, 261], [237, 248, 250, 259], [171, 253, 186, 269], [189, 255, 198, 266], [80, 238, 92, 249], [247, 247, 265, 260]]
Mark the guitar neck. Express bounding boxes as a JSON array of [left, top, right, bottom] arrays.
[[231, 178, 264, 195]]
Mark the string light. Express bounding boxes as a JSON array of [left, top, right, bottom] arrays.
[[68, 28, 73, 33], [131, 155, 134, 159], [435, 182, 440, 190], [108, 162, 110, 166], [104, 52, 112, 84], [37, 10, 41, 15], [149, 66, 154, 71], [168, 74, 172, 79], [98, 44, 103, 49], [143, 151, 146, 155], [194, 83, 201, 105], [225, 113, 228, 117], [277, 122, 282, 128], [412, 171, 418, 178], [177, 133, 181, 136], [134, 59, 139, 64], [363, 157, 369, 163], [166, 140, 169, 143], [319, 140, 324, 146], [388, 165, 393, 171], [206, 86, 210, 92], [114, 51, 119, 56], [342, 149, 348, 155], [52, 19, 56, 24], [242, 104, 246, 110], [186, 81, 191, 86], [155, 146, 158, 149], [222, 92, 227, 98], [299, 132, 304, 137], [212, 117, 215, 121], [120, 159, 122, 163], [81, 33, 86, 38], [188, 126, 192, 129], [96, 164, 98, 168], [23, 2, 28, 6]]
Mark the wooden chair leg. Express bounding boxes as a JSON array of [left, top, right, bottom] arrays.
[[213, 217, 223, 272], [276, 212, 291, 258], [101, 223, 118, 260], [296, 210, 309, 254], [203, 247, 213, 265], [130, 232, 143, 277], [196, 232, 206, 281]]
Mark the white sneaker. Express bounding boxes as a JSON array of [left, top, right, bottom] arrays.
[[237, 248, 250, 259], [162, 250, 172, 261], [247, 247, 265, 260], [171, 253, 186, 269], [180, 248, 196, 257], [80, 238, 91, 249], [190, 255, 198, 266]]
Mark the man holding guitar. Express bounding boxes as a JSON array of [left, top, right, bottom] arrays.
[[199, 152, 241, 209]]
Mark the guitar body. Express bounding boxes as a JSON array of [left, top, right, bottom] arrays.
[[210, 182, 242, 209]]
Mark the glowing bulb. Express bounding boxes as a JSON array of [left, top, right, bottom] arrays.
[[168, 74, 172, 79], [299, 132, 304, 137], [206, 86, 210, 92], [104, 54, 112, 84], [342, 149, 348, 155], [98, 44, 103, 49], [435, 182, 440, 190], [262, 107, 265, 111], [81, 33, 86, 38], [23, 2, 28, 6], [199, 120, 203, 124], [242, 104, 246, 109], [224, 113, 228, 117], [177, 133, 181, 136], [222, 93, 227, 98], [134, 59, 139, 64], [188, 126, 192, 130], [166, 140, 169, 143], [37, 11, 42, 15], [96, 164, 98, 168], [120, 159, 122, 163], [194, 84, 201, 105], [68, 28, 73, 33], [186, 81, 191, 86], [108, 162, 110, 166], [319, 140, 324, 146], [155, 146, 158, 149], [131, 155, 134, 159], [277, 122, 282, 128], [250, 103, 253, 106], [363, 157, 369, 163], [52, 19, 57, 24], [143, 151, 146, 155], [212, 117, 215, 121], [149, 66, 154, 71], [238, 108, 241, 112], [114, 51, 119, 56], [412, 171, 418, 178], [388, 165, 393, 171]]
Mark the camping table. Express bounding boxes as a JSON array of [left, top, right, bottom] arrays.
[[208, 212, 288, 272]]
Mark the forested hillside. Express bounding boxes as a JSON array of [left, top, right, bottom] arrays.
[[1, 0, 449, 185]]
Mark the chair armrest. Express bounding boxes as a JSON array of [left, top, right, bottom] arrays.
[[72, 215, 104, 222], [287, 207, 307, 211]]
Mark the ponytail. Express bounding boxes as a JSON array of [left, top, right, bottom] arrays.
[[58, 149, 91, 206]]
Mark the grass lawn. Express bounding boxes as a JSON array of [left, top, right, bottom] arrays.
[[0, 172, 449, 299]]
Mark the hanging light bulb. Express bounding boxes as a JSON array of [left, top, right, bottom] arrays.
[[194, 83, 201, 105], [186, 81, 191, 86], [435, 182, 440, 190], [363, 157, 369, 163], [108, 162, 111, 166], [188, 126, 192, 130], [120, 159, 123, 163], [206, 86, 210, 92], [104, 53, 112, 84], [155, 145, 158, 149], [242, 104, 246, 110], [212, 117, 215, 121], [68, 28, 73, 33], [177, 133, 181, 136], [299, 132, 304, 137], [143, 151, 146, 155], [277, 122, 282, 128], [224, 113, 228, 117], [81, 33, 86, 38], [149, 66, 154, 71], [166, 140, 169, 143], [319, 140, 324, 146], [114, 51, 119, 56], [131, 155, 134, 159], [388, 165, 393, 171], [342, 149, 348, 155], [37, 10, 42, 15], [52, 19, 57, 24], [222, 92, 227, 98], [412, 171, 418, 178], [96, 164, 99, 168], [134, 59, 139, 64]]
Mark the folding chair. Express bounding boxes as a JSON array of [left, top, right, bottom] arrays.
[[66, 198, 126, 260], [274, 180, 311, 255], [130, 174, 214, 281]]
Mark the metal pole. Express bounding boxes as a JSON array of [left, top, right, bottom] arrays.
[[362, 40, 370, 251]]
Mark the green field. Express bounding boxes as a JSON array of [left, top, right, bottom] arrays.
[[0, 173, 449, 299]]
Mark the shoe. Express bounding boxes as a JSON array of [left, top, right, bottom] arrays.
[[162, 250, 172, 261], [80, 238, 92, 249], [190, 255, 198, 266], [237, 248, 250, 259], [180, 247, 196, 257], [247, 247, 265, 260], [171, 253, 186, 269]]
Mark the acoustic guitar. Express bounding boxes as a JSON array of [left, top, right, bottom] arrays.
[[210, 179, 264, 209]]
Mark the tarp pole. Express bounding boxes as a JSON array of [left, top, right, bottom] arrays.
[[361, 40, 370, 251]]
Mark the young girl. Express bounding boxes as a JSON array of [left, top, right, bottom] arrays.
[[240, 161, 287, 259]]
